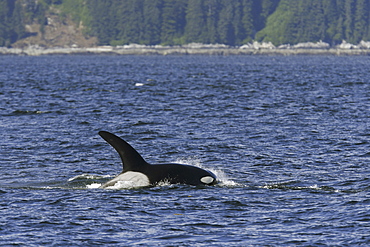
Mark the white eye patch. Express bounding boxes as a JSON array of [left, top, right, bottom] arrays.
[[200, 176, 214, 184]]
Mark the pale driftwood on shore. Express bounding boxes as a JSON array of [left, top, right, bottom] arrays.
[[2, 42, 370, 56]]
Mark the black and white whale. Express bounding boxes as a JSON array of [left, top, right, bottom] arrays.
[[98, 131, 217, 188]]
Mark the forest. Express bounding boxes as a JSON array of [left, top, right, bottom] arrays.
[[1, 0, 370, 47]]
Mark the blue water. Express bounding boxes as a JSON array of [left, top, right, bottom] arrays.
[[1, 55, 369, 246]]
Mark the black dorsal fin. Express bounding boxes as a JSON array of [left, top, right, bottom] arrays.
[[99, 131, 148, 172]]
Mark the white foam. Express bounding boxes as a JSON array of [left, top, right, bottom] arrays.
[[68, 174, 111, 181], [156, 180, 172, 187], [211, 169, 240, 187], [68, 174, 94, 181]]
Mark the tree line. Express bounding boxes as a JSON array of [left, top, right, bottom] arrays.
[[257, 0, 370, 45], [0, 0, 49, 47], [85, 0, 279, 46], [0, 0, 25, 47], [1, 0, 370, 47]]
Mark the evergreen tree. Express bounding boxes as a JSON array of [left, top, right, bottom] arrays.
[[120, 0, 144, 45], [232, 0, 245, 45], [353, 0, 369, 43], [87, 0, 116, 45], [185, 0, 206, 43], [4, 0, 370, 47], [0, 0, 10, 46], [0, 0, 27, 47], [295, 0, 326, 43], [142, 0, 162, 45], [256, 0, 299, 45], [9, 0, 26, 43], [217, 0, 235, 45], [203, 0, 221, 43], [344, 0, 355, 42], [323, 0, 341, 44], [253, 0, 280, 32], [161, 0, 186, 44], [241, 0, 254, 43]]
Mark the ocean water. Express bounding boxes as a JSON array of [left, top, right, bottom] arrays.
[[0, 55, 369, 246]]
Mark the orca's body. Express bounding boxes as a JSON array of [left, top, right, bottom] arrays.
[[98, 131, 216, 188]]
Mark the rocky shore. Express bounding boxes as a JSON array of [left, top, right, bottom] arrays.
[[2, 41, 370, 56]]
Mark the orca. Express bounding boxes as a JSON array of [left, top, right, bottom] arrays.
[[98, 131, 217, 188]]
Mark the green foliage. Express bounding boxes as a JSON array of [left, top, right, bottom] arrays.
[[142, 0, 162, 44], [81, 0, 276, 46], [3, 0, 370, 47], [161, 0, 187, 45], [257, 0, 370, 45], [255, 0, 298, 45], [185, 0, 206, 43], [59, 0, 90, 27], [0, 0, 27, 47]]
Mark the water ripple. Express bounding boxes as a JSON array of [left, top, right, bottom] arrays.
[[1, 55, 370, 246]]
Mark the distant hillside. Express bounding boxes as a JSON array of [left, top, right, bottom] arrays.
[[1, 0, 370, 47], [257, 0, 370, 46]]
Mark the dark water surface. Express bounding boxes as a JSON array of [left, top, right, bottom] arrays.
[[1, 55, 369, 246]]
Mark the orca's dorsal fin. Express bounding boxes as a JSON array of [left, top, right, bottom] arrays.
[[99, 131, 148, 172]]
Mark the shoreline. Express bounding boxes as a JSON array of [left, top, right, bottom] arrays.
[[2, 46, 370, 56]]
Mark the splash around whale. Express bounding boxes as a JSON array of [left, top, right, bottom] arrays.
[[98, 131, 217, 188]]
